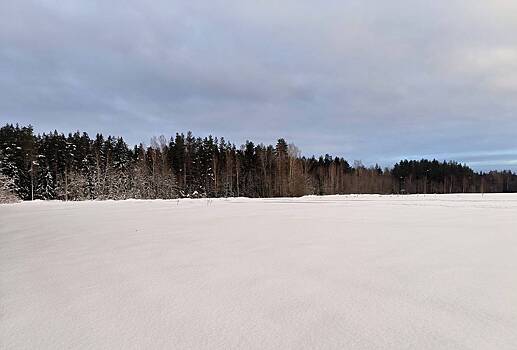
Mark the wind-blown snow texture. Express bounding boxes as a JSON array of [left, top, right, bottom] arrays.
[[1, 194, 517, 349]]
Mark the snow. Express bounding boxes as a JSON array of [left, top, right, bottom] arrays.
[[1, 194, 517, 349]]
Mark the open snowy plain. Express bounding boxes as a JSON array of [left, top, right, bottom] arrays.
[[1, 194, 517, 349]]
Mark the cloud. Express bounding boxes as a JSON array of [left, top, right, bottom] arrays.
[[449, 47, 517, 93], [0, 0, 516, 170]]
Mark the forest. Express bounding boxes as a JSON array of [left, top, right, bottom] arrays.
[[1, 123, 516, 202]]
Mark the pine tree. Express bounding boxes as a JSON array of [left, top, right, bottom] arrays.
[[0, 173, 19, 203], [35, 167, 56, 200]]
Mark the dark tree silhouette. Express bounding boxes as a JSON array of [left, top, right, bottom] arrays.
[[1, 124, 515, 201]]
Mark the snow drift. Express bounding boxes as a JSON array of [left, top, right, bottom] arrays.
[[1, 194, 517, 349]]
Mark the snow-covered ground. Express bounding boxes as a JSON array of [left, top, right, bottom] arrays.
[[1, 194, 517, 349]]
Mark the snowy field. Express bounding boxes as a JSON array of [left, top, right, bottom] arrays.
[[1, 194, 517, 349]]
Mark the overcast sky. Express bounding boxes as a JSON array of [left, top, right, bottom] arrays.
[[1, 1, 516, 170]]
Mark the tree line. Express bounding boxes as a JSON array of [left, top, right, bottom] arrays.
[[0, 124, 515, 202]]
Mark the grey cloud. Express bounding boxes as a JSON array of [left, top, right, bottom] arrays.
[[1, 0, 516, 170]]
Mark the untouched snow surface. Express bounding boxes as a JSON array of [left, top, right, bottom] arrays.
[[1, 194, 517, 349]]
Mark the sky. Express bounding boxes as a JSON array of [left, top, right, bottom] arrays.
[[1, 0, 516, 170]]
